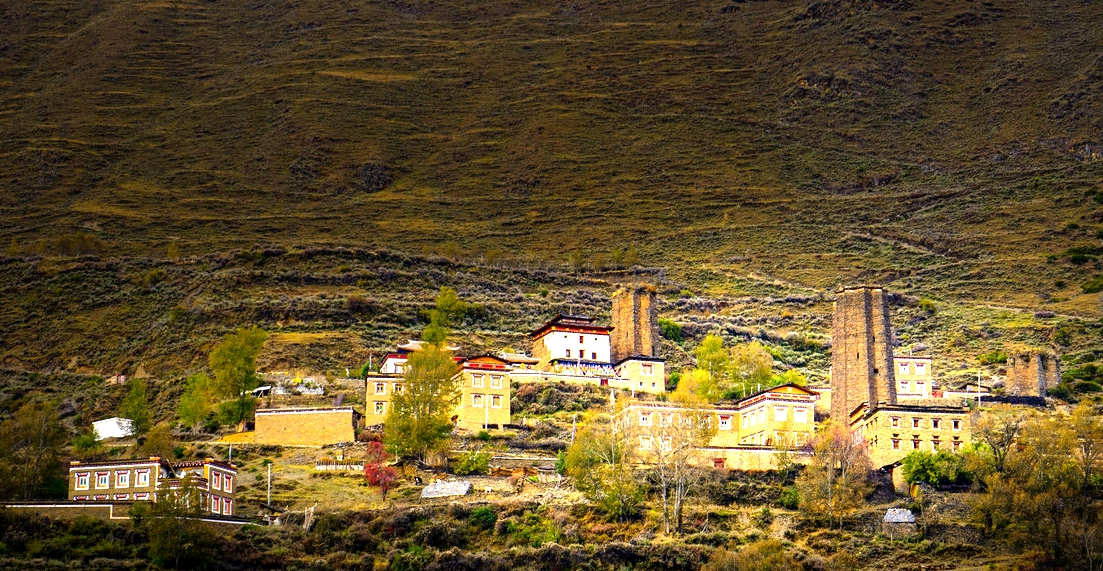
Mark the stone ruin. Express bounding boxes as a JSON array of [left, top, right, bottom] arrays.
[[830, 285, 897, 421], [610, 285, 660, 363], [1005, 352, 1060, 397]]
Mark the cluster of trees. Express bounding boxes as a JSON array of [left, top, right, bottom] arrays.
[[675, 334, 805, 402], [967, 402, 1103, 568], [0, 401, 68, 500]]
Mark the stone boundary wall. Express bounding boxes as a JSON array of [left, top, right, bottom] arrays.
[[254, 407, 355, 446]]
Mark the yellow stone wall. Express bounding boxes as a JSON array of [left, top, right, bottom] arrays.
[[254, 408, 355, 446]]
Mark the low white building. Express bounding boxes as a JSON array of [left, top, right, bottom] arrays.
[[92, 417, 134, 440]]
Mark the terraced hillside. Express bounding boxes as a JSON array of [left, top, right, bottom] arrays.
[[0, 0, 1102, 381]]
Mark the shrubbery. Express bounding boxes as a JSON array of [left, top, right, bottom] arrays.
[[901, 450, 972, 487]]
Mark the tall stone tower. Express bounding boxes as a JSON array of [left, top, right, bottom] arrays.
[[611, 285, 660, 362], [1006, 352, 1061, 397], [831, 285, 897, 423]]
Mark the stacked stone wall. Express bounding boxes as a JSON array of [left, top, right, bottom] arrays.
[[254, 408, 355, 446]]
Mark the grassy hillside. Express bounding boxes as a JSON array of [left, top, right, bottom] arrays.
[[1, 0, 1102, 382]]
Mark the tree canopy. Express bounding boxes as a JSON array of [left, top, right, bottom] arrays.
[[208, 326, 267, 425]]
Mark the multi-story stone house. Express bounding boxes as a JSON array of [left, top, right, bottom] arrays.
[[68, 457, 237, 516]]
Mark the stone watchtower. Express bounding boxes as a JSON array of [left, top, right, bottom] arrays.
[[1005, 352, 1061, 397], [831, 285, 897, 422], [611, 286, 660, 363]]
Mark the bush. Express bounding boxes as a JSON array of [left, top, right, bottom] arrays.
[[704, 540, 800, 571], [901, 450, 971, 486], [1082, 276, 1103, 294], [977, 351, 1008, 365], [778, 486, 799, 510], [469, 506, 497, 531], [454, 450, 491, 475], [659, 318, 683, 343]]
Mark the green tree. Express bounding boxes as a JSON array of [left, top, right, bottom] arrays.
[[208, 326, 267, 425], [141, 423, 177, 460], [729, 342, 775, 397], [384, 288, 466, 462], [0, 401, 68, 500], [796, 423, 872, 528], [177, 372, 213, 432], [564, 406, 644, 522], [119, 378, 153, 436], [135, 476, 215, 569], [658, 318, 683, 343], [72, 430, 102, 460], [384, 343, 460, 461]]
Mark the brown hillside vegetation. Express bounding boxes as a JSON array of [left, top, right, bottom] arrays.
[[0, 0, 1101, 301], [1, 0, 1103, 383]]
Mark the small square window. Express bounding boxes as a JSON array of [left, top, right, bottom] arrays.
[[932, 419, 941, 429], [224, 475, 234, 493], [223, 498, 232, 515], [591, 352, 597, 360], [374, 401, 386, 415], [912, 439, 920, 450], [115, 471, 129, 488], [96, 472, 110, 489], [565, 349, 571, 358], [642, 363, 653, 375], [579, 335, 585, 343], [212, 471, 222, 490], [719, 415, 731, 430], [472, 375, 484, 388], [490, 376, 502, 389], [375, 382, 386, 395], [491, 395, 502, 408], [75, 472, 90, 490], [136, 469, 150, 487], [952, 419, 961, 430], [472, 394, 484, 407], [891, 417, 899, 428], [912, 418, 921, 429], [211, 495, 220, 514]]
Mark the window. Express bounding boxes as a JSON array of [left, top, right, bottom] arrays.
[[491, 395, 502, 408], [891, 417, 899, 428], [931, 439, 940, 451], [223, 498, 232, 515], [900, 380, 910, 392], [915, 363, 926, 375], [892, 439, 900, 450], [374, 401, 385, 415], [579, 335, 584, 344], [136, 469, 150, 487], [114, 493, 129, 501], [591, 352, 597, 360], [931, 418, 941, 430], [639, 412, 652, 426], [375, 382, 386, 395], [490, 375, 502, 389], [472, 375, 484, 388], [794, 408, 808, 423], [642, 363, 653, 375], [899, 362, 910, 375], [396, 364, 405, 374], [472, 394, 484, 407], [134, 492, 150, 500], [952, 419, 961, 431], [224, 475, 234, 493], [774, 406, 787, 422], [115, 471, 129, 488], [640, 437, 652, 450], [719, 415, 732, 430], [912, 418, 921, 429], [96, 472, 109, 489], [565, 349, 571, 358], [714, 458, 726, 469], [212, 471, 222, 490], [660, 413, 672, 427], [912, 438, 921, 450], [651, 382, 657, 388], [952, 441, 961, 452], [211, 495, 220, 514], [75, 472, 90, 490], [917, 381, 926, 392], [394, 383, 404, 395]]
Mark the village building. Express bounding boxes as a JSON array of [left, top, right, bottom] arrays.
[[848, 402, 972, 467], [68, 457, 238, 516], [92, 417, 134, 440], [894, 356, 935, 399], [364, 352, 513, 431], [531, 314, 613, 365], [622, 383, 819, 470]]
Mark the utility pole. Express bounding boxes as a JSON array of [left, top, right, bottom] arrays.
[[267, 463, 272, 505]]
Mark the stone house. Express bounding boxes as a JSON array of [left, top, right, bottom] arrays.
[[69, 457, 237, 516]]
